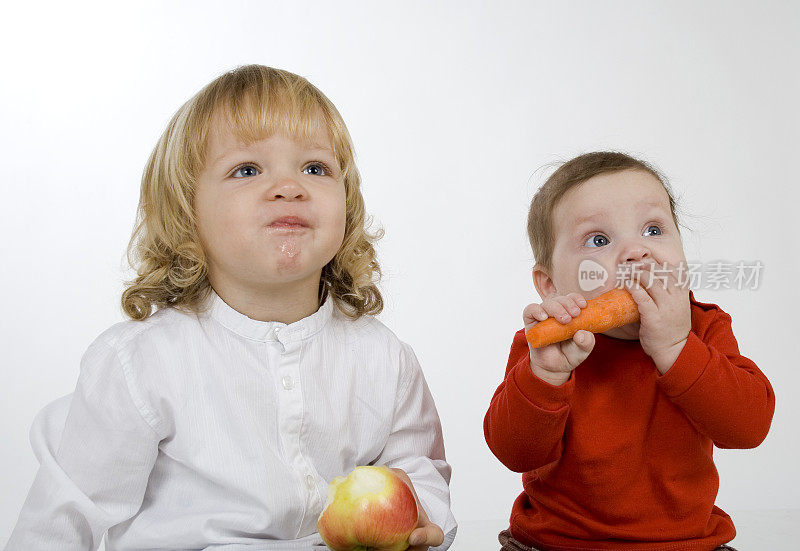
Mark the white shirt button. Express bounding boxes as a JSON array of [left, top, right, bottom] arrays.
[[272, 327, 280, 339], [305, 474, 315, 490], [281, 375, 294, 390]]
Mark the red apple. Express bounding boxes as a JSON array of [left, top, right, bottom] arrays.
[[317, 465, 419, 551]]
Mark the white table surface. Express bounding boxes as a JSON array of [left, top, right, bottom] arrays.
[[450, 510, 800, 550], [2, 509, 797, 550]]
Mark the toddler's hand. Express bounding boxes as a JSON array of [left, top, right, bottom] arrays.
[[523, 291, 595, 386], [389, 468, 444, 551]]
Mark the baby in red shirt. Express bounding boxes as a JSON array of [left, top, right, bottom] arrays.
[[484, 152, 775, 551]]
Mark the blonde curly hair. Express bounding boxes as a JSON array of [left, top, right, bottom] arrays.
[[121, 65, 384, 321]]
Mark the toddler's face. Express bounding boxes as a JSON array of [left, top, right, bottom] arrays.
[[534, 169, 687, 340], [194, 110, 346, 300]]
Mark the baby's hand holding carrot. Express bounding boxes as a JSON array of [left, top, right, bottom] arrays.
[[523, 262, 691, 376], [525, 286, 641, 349], [523, 291, 596, 386], [623, 261, 691, 374]]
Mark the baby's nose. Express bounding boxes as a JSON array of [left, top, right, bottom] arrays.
[[624, 248, 651, 263]]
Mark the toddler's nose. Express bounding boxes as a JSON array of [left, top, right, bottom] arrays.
[[271, 179, 306, 200]]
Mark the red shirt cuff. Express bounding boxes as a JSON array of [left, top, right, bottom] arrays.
[[656, 331, 712, 398], [511, 350, 574, 411]]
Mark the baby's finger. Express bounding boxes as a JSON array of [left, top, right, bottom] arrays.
[[662, 262, 690, 291], [566, 292, 588, 309], [628, 262, 651, 284], [523, 303, 549, 327], [572, 329, 595, 348], [558, 294, 584, 318], [562, 330, 595, 367], [625, 279, 657, 317], [542, 297, 572, 323]]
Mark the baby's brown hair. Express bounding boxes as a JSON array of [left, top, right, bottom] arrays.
[[528, 152, 684, 275]]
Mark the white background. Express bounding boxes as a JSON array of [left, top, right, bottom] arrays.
[[2, 1, 799, 547]]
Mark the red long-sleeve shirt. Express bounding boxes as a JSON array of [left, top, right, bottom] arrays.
[[484, 290, 775, 551]]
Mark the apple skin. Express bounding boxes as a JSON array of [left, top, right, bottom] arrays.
[[317, 465, 419, 551]]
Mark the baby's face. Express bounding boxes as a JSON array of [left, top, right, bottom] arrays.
[[194, 109, 346, 300], [534, 169, 687, 340]]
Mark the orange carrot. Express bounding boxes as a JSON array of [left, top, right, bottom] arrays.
[[525, 287, 640, 349]]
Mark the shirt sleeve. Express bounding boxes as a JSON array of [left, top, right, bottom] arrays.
[[656, 307, 775, 449], [5, 337, 163, 550], [483, 329, 575, 473], [370, 341, 457, 550]]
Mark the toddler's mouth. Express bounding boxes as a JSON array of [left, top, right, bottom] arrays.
[[268, 224, 307, 230], [269, 215, 311, 228]]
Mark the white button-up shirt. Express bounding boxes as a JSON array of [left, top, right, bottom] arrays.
[[6, 289, 457, 550]]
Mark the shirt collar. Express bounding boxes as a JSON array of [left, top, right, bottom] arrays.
[[205, 287, 333, 343]]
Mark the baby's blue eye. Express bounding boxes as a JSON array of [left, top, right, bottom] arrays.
[[232, 165, 259, 178], [583, 225, 663, 248], [584, 234, 610, 248], [303, 163, 328, 176]]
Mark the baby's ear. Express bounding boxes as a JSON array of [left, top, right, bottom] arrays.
[[532, 265, 557, 300]]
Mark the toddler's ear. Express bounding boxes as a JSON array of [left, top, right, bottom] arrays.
[[532, 266, 557, 300]]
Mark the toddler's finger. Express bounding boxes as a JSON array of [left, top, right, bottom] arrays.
[[408, 524, 444, 547]]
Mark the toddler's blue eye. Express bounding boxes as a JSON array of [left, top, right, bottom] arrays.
[[232, 165, 259, 178], [303, 163, 328, 176], [645, 225, 662, 236], [584, 234, 609, 248]]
